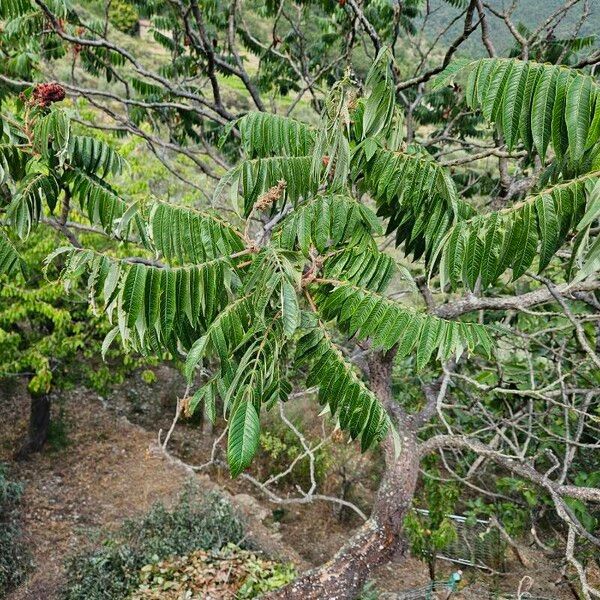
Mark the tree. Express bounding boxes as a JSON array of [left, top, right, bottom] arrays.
[[3, 0, 600, 596], [0, 88, 153, 456], [2, 44, 600, 597]]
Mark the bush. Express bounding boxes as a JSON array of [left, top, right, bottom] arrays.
[[0, 465, 32, 595], [108, 0, 139, 35], [61, 485, 246, 600]]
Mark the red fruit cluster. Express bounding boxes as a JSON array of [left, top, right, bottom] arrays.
[[32, 83, 66, 107]]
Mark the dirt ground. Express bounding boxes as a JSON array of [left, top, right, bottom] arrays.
[[0, 369, 584, 599], [0, 376, 304, 600]]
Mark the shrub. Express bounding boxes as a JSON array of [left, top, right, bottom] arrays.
[[108, 0, 140, 35], [0, 465, 32, 595], [61, 485, 245, 600]]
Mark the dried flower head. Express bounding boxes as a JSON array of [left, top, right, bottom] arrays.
[[181, 396, 192, 418], [254, 179, 287, 211]]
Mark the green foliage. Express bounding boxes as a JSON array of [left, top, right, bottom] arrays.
[[233, 112, 316, 159], [0, 465, 32, 596], [236, 551, 297, 598], [405, 466, 460, 574], [0, 232, 82, 394], [61, 486, 245, 600], [275, 194, 382, 255], [2, 51, 600, 482], [218, 155, 316, 216], [0, 98, 137, 245], [0, 228, 149, 396], [314, 283, 492, 363], [108, 0, 139, 35], [149, 202, 244, 264], [442, 58, 600, 167], [295, 323, 390, 452], [438, 175, 596, 290], [430, 58, 600, 287], [360, 145, 461, 264]]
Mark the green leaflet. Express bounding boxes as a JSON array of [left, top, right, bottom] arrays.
[[552, 69, 571, 162], [430, 58, 471, 91], [0, 228, 24, 276], [227, 401, 260, 477], [281, 280, 300, 338], [535, 194, 559, 271], [501, 61, 528, 151], [121, 263, 147, 329], [416, 318, 443, 371], [101, 327, 120, 360], [531, 65, 558, 161], [480, 212, 503, 289], [575, 234, 600, 281], [510, 203, 537, 280], [462, 228, 483, 291], [566, 74, 593, 163]]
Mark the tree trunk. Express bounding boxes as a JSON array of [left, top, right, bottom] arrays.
[[266, 434, 419, 599], [266, 350, 420, 600], [15, 393, 51, 460]]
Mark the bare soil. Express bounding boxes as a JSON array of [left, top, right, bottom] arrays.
[[0, 369, 583, 599]]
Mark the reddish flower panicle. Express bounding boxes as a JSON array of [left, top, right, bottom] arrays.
[[32, 83, 66, 108]]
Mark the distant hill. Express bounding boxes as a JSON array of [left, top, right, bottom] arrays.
[[423, 0, 599, 58]]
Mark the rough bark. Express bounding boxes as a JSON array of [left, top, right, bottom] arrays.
[[266, 351, 420, 600], [15, 393, 51, 460]]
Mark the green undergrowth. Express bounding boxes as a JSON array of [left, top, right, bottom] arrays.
[[60, 483, 295, 599]]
